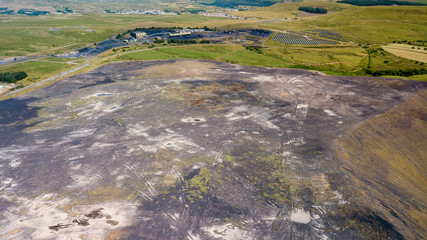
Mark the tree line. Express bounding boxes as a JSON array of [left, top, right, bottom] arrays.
[[365, 68, 427, 77], [205, 0, 276, 8], [17, 9, 50, 16], [167, 39, 211, 44], [298, 7, 328, 14]]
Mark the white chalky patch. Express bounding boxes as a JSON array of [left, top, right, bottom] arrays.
[[137, 133, 201, 153], [225, 106, 279, 130], [290, 208, 311, 224], [103, 105, 119, 113], [281, 151, 291, 157], [9, 159, 21, 168], [251, 75, 275, 82], [181, 117, 206, 123], [127, 124, 151, 137], [324, 109, 338, 117], [68, 128, 95, 138], [0, 197, 137, 240], [202, 223, 254, 240], [333, 191, 349, 204]]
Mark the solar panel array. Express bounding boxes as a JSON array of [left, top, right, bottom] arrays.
[[302, 30, 347, 42], [272, 32, 339, 45]]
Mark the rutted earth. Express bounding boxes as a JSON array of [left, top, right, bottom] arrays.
[[0, 60, 425, 239]]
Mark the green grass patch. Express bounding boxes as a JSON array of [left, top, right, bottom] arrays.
[[296, 6, 427, 44], [112, 43, 425, 77], [242, 5, 426, 45], [0, 60, 73, 86], [0, 13, 235, 57], [41, 56, 79, 62]]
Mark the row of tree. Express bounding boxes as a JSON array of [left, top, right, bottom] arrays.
[[298, 7, 328, 14], [365, 68, 427, 77], [0, 10, 14, 14], [205, 0, 276, 8], [0, 71, 27, 83], [17, 9, 50, 16], [165, 39, 211, 44], [168, 39, 197, 44]]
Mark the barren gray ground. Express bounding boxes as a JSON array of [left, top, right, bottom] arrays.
[[0, 60, 425, 239]]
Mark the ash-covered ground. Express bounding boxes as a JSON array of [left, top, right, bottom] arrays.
[[0, 60, 425, 239]]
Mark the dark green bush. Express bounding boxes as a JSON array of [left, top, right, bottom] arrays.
[[0, 71, 28, 83]]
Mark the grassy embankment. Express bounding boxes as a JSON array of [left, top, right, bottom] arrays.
[[334, 90, 427, 239]]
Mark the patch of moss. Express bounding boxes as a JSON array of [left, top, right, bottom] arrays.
[[228, 142, 292, 205], [70, 98, 90, 107], [176, 155, 215, 169], [162, 80, 259, 111], [185, 168, 212, 203]]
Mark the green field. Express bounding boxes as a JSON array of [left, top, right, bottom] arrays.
[[0, 60, 74, 86], [2, 4, 426, 56], [0, 2, 426, 86], [0, 13, 236, 56], [251, 5, 427, 44], [106, 43, 424, 76], [231, 1, 352, 19]]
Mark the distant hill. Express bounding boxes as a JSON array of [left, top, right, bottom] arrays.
[[0, 0, 156, 12]]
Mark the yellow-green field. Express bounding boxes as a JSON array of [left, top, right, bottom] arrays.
[[230, 1, 352, 19], [383, 44, 427, 63]]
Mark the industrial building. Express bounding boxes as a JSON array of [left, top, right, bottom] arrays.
[[169, 30, 191, 37], [131, 31, 147, 38]]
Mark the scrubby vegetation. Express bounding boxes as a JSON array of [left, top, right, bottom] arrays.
[[0, 8, 14, 15], [205, 0, 277, 8], [17, 9, 50, 16], [0, 71, 27, 83], [185, 9, 206, 14], [365, 68, 427, 77], [245, 45, 263, 53], [168, 39, 197, 44], [298, 7, 328, 14], [154, 38, 165, 44]]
